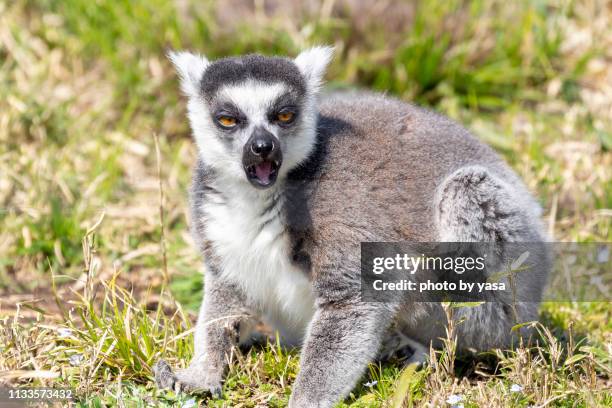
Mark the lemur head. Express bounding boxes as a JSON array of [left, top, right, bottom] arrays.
[[169, 47, 333, 189]]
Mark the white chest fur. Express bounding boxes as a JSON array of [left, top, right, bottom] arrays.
[[202, 186, 315, 345]]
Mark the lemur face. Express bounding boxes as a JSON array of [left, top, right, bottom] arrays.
[[169, 48, 333, 189], [201, 61, 306, 189]]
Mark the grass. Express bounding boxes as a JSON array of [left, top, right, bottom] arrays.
[[0, 0, 610, 406]]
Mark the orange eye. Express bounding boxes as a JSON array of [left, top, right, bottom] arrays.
[[277, 111, 294, 123], [217, 116, 237, 127]]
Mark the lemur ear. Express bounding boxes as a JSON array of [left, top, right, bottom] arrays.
[[294, 46, 334, 92], [167, 50, 210, 98]]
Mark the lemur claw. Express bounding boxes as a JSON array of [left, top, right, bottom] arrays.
[[153, 359, 176, 390]]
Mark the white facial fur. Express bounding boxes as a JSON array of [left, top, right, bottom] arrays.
[[169, 47, 333, 191], [186, 80, 288, 185]]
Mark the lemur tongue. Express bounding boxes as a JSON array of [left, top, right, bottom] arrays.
[[255, 161, 273, 183]]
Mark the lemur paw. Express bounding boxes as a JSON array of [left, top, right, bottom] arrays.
[[174, 366, 223, 397], [379, 331, 430, 367], [153, 359, 222, 398]]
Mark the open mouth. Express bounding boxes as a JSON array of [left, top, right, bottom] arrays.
[[245, 159, 281, 188]]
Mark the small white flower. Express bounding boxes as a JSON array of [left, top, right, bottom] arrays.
[[446, 394, 463, 405], [452, 405, 464, 408], [510, 383, 523, 393], [181, 398, 197, 408], [363, 380, 377, 387], [69, 354, 83, 366], [57, 328, 73, 338]]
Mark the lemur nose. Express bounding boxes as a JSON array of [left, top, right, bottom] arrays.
[[251, 137, 274, 157]]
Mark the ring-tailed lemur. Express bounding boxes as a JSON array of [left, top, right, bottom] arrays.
[[154, 47, 549, 407]]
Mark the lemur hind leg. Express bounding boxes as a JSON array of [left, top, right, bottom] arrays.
[[435, 165, 543, 243], [432, 165, 547, 350]]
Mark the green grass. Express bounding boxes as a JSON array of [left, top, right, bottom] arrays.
[[0, 0, 610, 406]]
